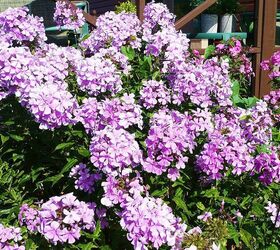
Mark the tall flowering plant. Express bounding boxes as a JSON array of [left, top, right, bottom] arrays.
[[0, 2, 280, 250]]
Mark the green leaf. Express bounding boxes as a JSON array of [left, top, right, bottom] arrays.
[[60, 158, 79, 175], [151, 188, 168, 197], [228, 224, 240, 246], [121, 46, 135, 60], [203, 188, 219, 198], [78, 147, 90, 158], [25, 239, 38, 250], [100, 245, 112, 250], [0, 134, 9, 144], [92, 221, 101, 240], [45, 158, 78, 186], [196, 201, 205, 211], [240, 228, 252, 248], [173, 196, 188, 213], [204, 45, 215, 59], [252, 202, 264, 217], [54, 142, 74, 151], [267, 244, 279, 250], [77, 242, 98, 250], [9, 134, 24, 141]]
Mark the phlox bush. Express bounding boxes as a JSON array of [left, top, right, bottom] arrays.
[[0, 1, 280, 250]]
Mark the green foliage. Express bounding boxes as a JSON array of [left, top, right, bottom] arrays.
[[115, 1, 136, 14]]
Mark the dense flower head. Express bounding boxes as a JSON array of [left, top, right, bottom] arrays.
[[69, 163, 102, 193], [264, 89, 280, 109], [0, 43, 76, 107], [254, 151, 280, 185], [74, 97, 99, 133], [239, 100, 273, 148], [75, 53, 123, 96], [54, 1, 85, 30], [140, 80, 171, 108], [143, 109, 197, 180], [81, 11, 141, 53], [120, 195, 187, 250], [96, 47, 131, 74], [0, 224, 25, 250], [75, 94, 143, 134], [142, 1, 175, 34], [263, 90, 280, 122], [265, 201, 280, 228], [168, 58, 232, 107], [141, 2, 189, 71], [261, 51, 280, 83], [215, 38, 254, 79], [101, 173, 145, 207], [196, 109, 254, 180], [0, 6, 46, 46], [90, 126, 142, 176], [98, 94, 143, 130], [19, 193, 95, 245], [0, 46, 33, 101], [28, 81, 78, 130]]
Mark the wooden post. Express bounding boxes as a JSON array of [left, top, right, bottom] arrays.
[[252, 0, 264, 97], [258, 0, 277, 97], [175, 0, 217, 30], [136, 0, 145, 22]]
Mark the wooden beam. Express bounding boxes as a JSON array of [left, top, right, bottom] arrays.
[[136, 0, 145, 22], [259, 0, 277, 97], [252, 0, 264, 97], [175, 0, 217, 30]]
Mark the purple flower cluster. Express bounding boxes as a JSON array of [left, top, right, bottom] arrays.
[[265, 201, 280, 228], [168, 58, 232, 107], [101, 174, 145, 207], [196, 101, 279, 182], [142, 2, 189, 67], [0, 7, 46, 46], [215, 38, 254, 79], [197, 110, 254, 179], [81, 11, 141, 53], [254, 152, 280, 185], [264, 90, 280, 122], [54, 1, 85, 30], [96, 47, 131, 74], [143, 109, 197, 180], [90, 126, 142, 177], [0, 224, 24, 250], [28, 81, 78, 130], [140, 80, 171, 109], [239, 100, 273, 148], [0, 46, 33, 101], [75, 54, 123, 96], [120, 196, 186, 250], [142, 2, 175, 34], [261, 51, 280, 82], [19, 193, 95, 244], [69, 163, 102, 193], [75, 94, 142, 134]]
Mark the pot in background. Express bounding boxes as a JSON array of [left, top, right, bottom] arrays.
[[201, 14, 218, 33], [219, 14, 235, 33]]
